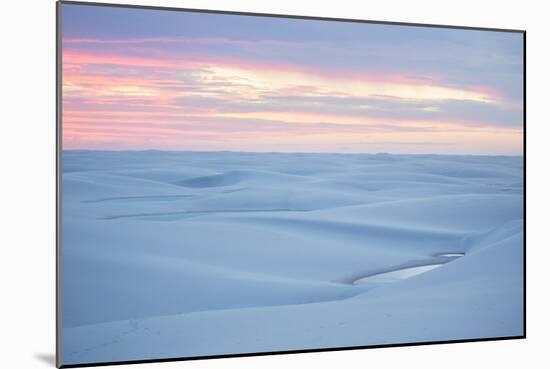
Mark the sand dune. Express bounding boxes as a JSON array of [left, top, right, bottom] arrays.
[[61, 151, 524, 365]]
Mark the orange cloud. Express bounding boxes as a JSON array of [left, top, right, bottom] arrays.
[[62, 46, 518, 154]]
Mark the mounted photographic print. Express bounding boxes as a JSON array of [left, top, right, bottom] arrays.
[[57, 1, 525, 367]]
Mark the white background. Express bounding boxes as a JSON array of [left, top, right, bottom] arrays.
[[0, 0, 547, 368]]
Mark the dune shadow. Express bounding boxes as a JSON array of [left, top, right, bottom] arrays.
[[82, 194, 194, 204], [176, 172, 245, 188], [101, 208, 310, 221]]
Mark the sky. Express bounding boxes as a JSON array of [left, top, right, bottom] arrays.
[[61, 4, 524, 155]]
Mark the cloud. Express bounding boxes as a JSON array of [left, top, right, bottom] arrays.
[[61, 3, 523, 154]]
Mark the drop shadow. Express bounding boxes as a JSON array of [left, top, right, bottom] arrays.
[[34, 353, 56, 367]]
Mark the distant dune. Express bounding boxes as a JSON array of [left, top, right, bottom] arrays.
[[61, 151, 524, 365]]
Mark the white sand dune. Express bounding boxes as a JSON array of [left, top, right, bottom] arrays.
[[61, 151, 524, 365]]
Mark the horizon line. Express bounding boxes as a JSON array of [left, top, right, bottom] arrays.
[[61, 149, 524, 158]]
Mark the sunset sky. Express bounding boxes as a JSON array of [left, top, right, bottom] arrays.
[[61, 4, 524, 154]]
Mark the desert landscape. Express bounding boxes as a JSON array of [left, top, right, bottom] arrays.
[[61, 150, 524, 365]]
